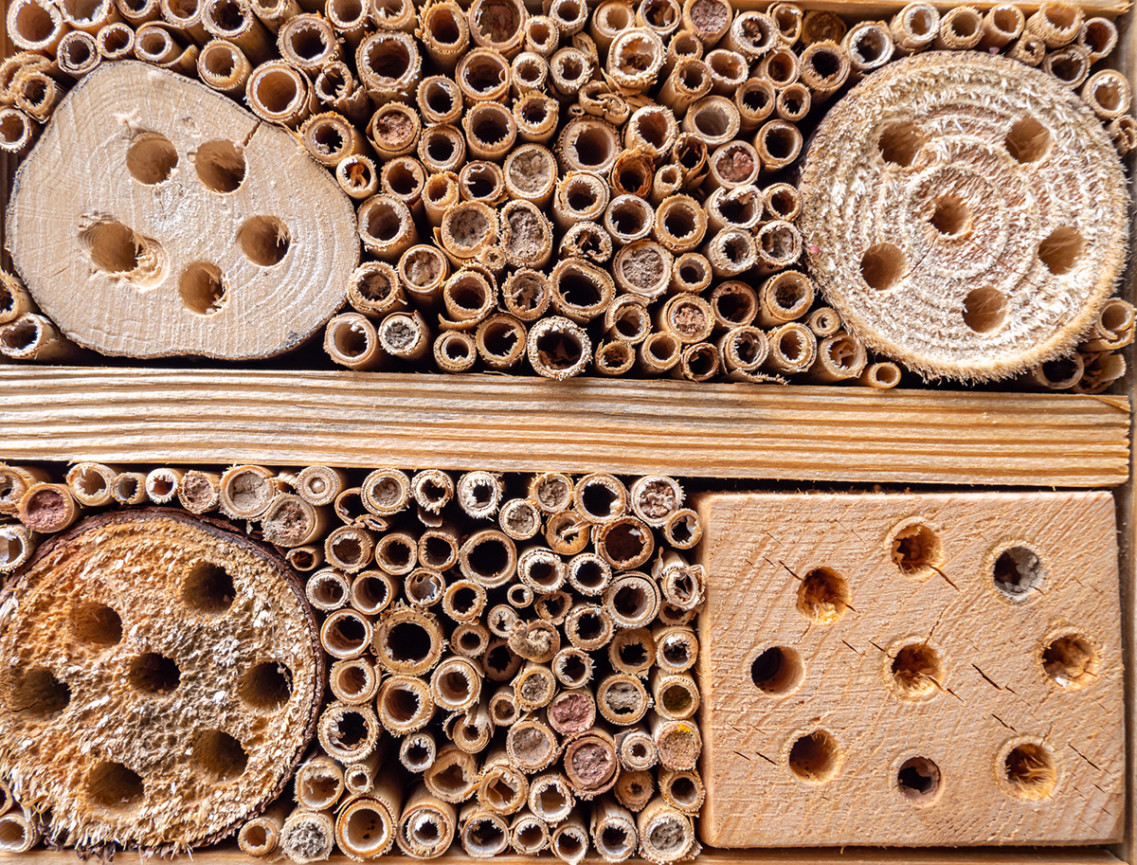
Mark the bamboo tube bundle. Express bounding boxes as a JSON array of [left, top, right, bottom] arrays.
[[799, 51, 1129, 382]]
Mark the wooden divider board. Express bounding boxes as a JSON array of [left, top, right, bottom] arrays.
[[694, 491, 1124, 848]]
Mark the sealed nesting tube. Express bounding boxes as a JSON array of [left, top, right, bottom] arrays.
[[368, 103, 421, 160], [19, 484, 80, 534], [677, 0, 727, 45], [612, 242, 672, 301], [337, 155, 380, 201], [197, 38, 251, 95], [802, 10, 846, 44], [246, 60, 315, 126], [178, 469, 220, 513], [356, 30, 421, 99], [325, 312, 384, 370]]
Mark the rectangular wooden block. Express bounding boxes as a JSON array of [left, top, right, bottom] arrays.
[[694, 491, 1124, 848]]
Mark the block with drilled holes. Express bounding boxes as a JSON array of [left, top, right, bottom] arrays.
[[693, 491, 1123, 847]]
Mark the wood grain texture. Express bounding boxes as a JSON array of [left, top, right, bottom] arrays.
[[11, 844, 1128, 864], [695, 491, 1124, 848], [0, 367, 1129, 486]]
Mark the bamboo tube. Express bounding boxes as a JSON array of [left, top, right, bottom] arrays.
[[551, 646, 594, 688], [0, 107, 38, 157], [322, 608, 373, 660], [1076, 350, 1127, 394], [426, 656, 481, 713], [551, 259, 615, 323], [337, 792, 399, 860], [565, 602, 614, 652], [451, 623, 489, 659], [0, 809, 40, 855], [296, 755, 345, 810], [116, 0, 161, 23], [1043, 45, 1090, 88], [527, 773, 575, 824], [809, 332, 868, 383], [238, 800, 289, 858], [18, 483, 79, 534], [249, 0, 299, 32], [534, 590, 572, 625], [455, 49, 511, 104], [1078, 16, 1117, 61], [358, 468, 410, 516], [590, 0, 633, 54], [417, 524, 458, 571], [549, 48, 593, 99], [195, 38, 250, 95], [615, 770, 654, 812], [509, 661, 554, 712], [569, 473, 624, 524], [564, 553, 609, 597], [679, 0, 727, 45], [552, 813, 589, 865], [657, 770, 703, 815], [374, 606, 444, 675], [1082, 70, 1130, 120], [652, 628, 697, 675], [546, 687, 595, 736], [300, 112, 365, 167], [417, 1, 467, 70], [609, 627, 655, 676], [662, 509, 701, 550], [597, 673, 650, 725], [978, 4, 1023, 48], [732, 78, 775, 132], [407, 469, 452, 515], [838, 19, 892, 79], [1008, 33, 1046, 65], [806, 306, 841, 337], [0, 523, 36, 573], [423, 746, 478, 804], [395, 732, 435, 774], [754, 118, 802, 172], [57, 30, 101, 77], [516, 546, 565, 594], [802, 8, 845, 44], [934, 5, 982, 49], [595, 518, 655, 570], [280, 809, 335, 864], [358, 194, 418, 261], [376, 310, 428, 362], [9, 69, 63, 122], [706, 282, 757, 330], [508, 618, 561, 664], [330, 657, 379, 704], [510, 810, 550, 854], [1108, 116, 1137, 156], [637, 332, 679, 376], [312, 62, 368, 123], [397, 786, 456, 859], [657, 57, 710, 115], [277, 12, 338, 70], [356, 30, 420, 99], [757, 46, 799, 87], [651, 671, 699, 720], [286, 545, 322, 571], [758, 271, 813, 326], [477, 749, 529, 815], [525, 316, 592, 380], [483, 686, 517, 728], [616, 727, 656, 772], [200, 0, 271, 59], [719, 10, 774, 59], [262, 494, 327, 547], [594, 340, 636, 376], [453, 471, 502, 519], [159, 0, 205, 42], [376, 675, 434, 735], [511, 92, 558, 145], [308, 569, 349, 613], [7, 0, 68, 53], [0, 466, 47, 517], [553, 172, 609, 229], [109, 471, 147, 505], [681, 96, 739, 148], [335, 154, 380, 200], [319, 701, 381, 763], [324, 525, 375, 572], [765, 322, 817, 375], [637, 799, 697, 863], [1026, 2, 1082, 47], [1082, 298, 1135, 352], [462, 101, 516, 161], [591, 798, 638, 863], [217, 464, 277, 519], [176, 469, 219, 514], [0, 777, 12, 816], [415, 77, 462, 128], [460, 161, 506, 206], [500, 201, 553, 271], [604, 27, 664, 92], [246, 60, 315, 126], [295, 466, 346, 507], [349, 570, 395, 616], [0, 313, 86, 362], [889, 2, 937, 53], [65, 462, 117, 507], [460, 805, 510, 858]]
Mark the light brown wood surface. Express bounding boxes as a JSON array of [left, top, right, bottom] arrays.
[[0, 367, 1129, 486], [6, 62, 359, 360], [694, 491, 1124, 848]]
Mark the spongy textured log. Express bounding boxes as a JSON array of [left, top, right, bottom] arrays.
[[0, 509, 323, 850], [6, 61, 359, 359], [798, 51, 1127, 381]]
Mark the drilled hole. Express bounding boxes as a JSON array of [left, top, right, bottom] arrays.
[[80, 219, 142, 274], [195, 139, 246, 192], [1005, 117, 1051, 163], [897, 756, 941, 807], [930, 195, 969, 236], [237, 215, 290, 266], [797, 567, 850, 624], [183, 561, 235, 613], [962, 286, 1007, 333], [1042, 632, 1098, 690], [128, 652, 180, 694], [1038, 226, 1083, 275], [750, 646, 803, 696], [1002, 742, 1057, 800], [9, 667, 70, 719], [87, 761, 144, 810], [890, 521, 942, 578], [193, 729, 248, 781], [878, 122, 924, 166], [788, 730, 839, 783], [126, 132, 177, 184], [890, 642, 942, 700], [860, 243, 906, 291], [179, 262, 227, 316], [992, 545, 1044, 599], [71, 601, 123, 646]]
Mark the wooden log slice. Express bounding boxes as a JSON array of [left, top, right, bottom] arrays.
[[6, 61, 359, 359], [798, 51, 1127, 381], [0, 508, 323, 851]]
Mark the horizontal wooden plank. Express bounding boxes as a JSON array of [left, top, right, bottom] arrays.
[[12, 845, 1127, 864], [0, 368, 1127, 486]]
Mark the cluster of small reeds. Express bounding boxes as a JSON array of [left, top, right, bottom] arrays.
[[0, 461, 705, 863], [0, 0, 1131, 389]]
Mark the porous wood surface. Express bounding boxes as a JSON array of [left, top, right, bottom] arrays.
[[694, 491, 1124, 847], [0, 368, 1129, 487]]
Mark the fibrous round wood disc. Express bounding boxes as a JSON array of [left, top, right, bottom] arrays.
[[6, 61, 359, 359], [0, 509, 322, 851], [798, 52, 1127, 381]]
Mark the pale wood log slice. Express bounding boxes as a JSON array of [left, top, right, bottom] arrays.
[[5, 61, 358, 359], [695, 490, 1123, 847], [0, 509, 323, 851], [799, 52, 1128, 381]]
